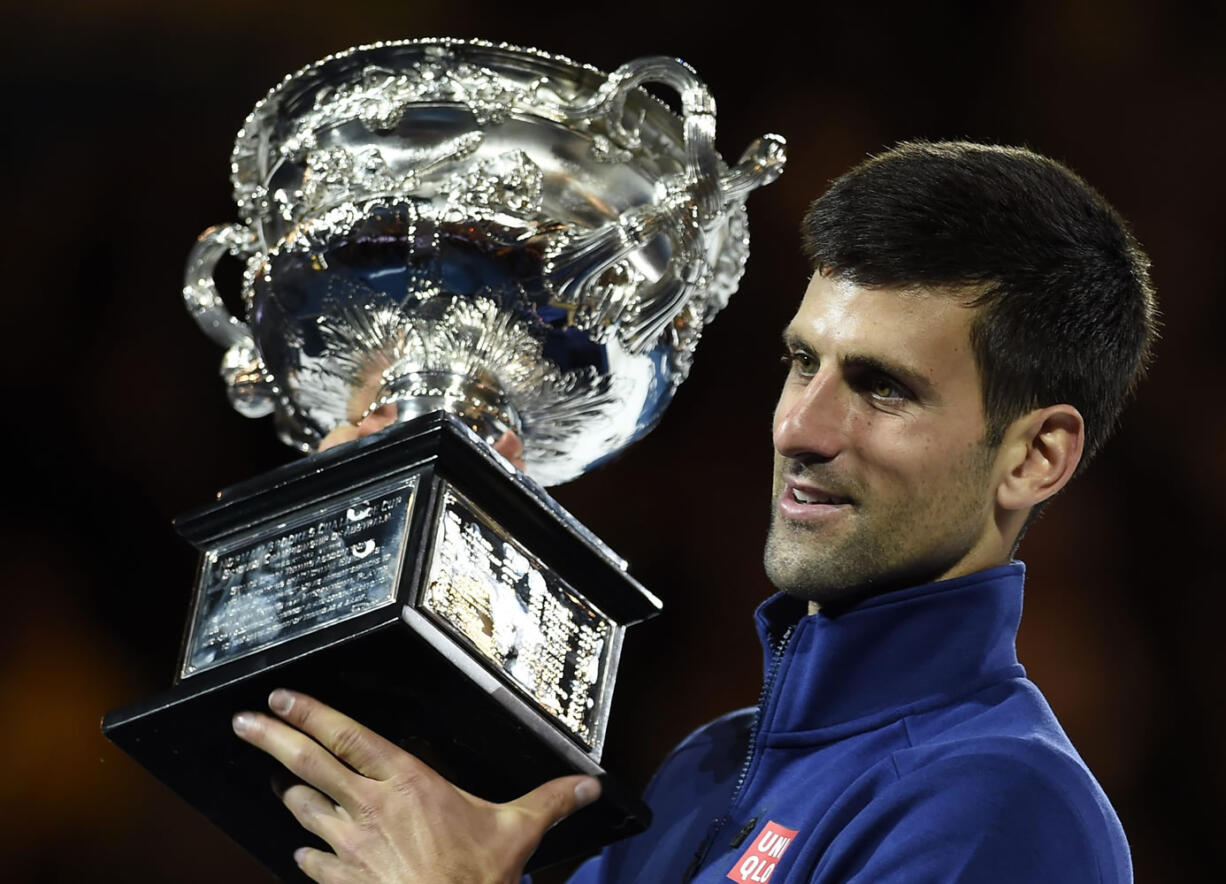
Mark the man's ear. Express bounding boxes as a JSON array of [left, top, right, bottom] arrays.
[[996, 404, 1085, 512]]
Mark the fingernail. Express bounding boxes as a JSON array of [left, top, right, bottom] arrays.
[[574, 777, 601, 809], [268, 689, 294, 715], [232, 712, 255, 736], [293, 847, 310, 867]]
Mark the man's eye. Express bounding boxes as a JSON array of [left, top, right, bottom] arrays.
[[782, 350, 817, 375], [868, 377, 909, 400]]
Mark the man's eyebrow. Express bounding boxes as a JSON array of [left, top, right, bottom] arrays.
[[841, 354, 934, 395]]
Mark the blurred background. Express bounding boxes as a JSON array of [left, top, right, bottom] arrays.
[[1, 1, 1222, 880]]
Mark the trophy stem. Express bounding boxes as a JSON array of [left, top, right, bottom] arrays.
[[371, 370, 522, 444]]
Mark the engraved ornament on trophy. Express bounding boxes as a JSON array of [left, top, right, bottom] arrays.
[[103, 39, 783, 879]]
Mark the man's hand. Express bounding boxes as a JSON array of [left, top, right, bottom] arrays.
[[232, 689, 600, 883], [317, 405, 400, 452], [319, 405, 527, 471]]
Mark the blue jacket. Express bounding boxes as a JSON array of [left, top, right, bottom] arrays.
[[569, 563, 1131, 882]]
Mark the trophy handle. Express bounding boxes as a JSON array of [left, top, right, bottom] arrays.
[[183, 223, 276, 418], [559, 56, 722, 221], [546, 60, 786, 352], [722, 134, 787, 205], [544, 58, 716, 343], [184, 223, 257, 348]]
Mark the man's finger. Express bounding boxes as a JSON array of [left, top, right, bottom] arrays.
[[280, 782, 352, 843], [265, 689, 415, 783], [356, 403, 397, 438], [493, 430, 526, 470], [293, 845, 347, 884], [232, 711, 366, 810], [319, 424, 361, 452], [280, 784, 362, 861], [508, 774, 601, 835]]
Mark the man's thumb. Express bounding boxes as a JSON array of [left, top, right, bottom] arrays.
[[514, 775, 602, 832]]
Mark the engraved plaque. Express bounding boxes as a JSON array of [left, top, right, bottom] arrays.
[[421, 485, 614, 751], [182, 476, 418, 676]]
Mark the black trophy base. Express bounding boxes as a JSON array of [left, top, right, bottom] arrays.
[[102, 413, 657, 879]]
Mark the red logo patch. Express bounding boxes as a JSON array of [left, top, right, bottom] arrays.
[[726, 820, 799, 883]]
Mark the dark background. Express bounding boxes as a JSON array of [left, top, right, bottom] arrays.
[[2, 1, 1222, 881]]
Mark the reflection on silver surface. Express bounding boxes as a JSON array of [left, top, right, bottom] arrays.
[[182, 476, 418, 677], [183, 39, 784, 485], [422, 485, 614, 750]]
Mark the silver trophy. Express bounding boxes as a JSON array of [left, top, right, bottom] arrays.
[[106, 39, 783, 878]]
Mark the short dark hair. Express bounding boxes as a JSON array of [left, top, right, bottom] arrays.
[[803, 141, 1157, 472]]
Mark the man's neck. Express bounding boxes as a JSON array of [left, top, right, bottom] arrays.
[[802, 557, 1020, 618]]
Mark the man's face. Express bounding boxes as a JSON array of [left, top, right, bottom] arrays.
[[765, 273, 1007, 607]]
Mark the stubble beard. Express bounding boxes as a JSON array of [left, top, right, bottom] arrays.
[[763, 445, 997, 609], [764, 505, 928, 609]]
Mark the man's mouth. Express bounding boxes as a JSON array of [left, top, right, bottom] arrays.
[[778, 479, 853, 521], [789, 486, 850, 506]]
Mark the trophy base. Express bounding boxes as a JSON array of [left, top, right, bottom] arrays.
[[103, 413, 657, 878]]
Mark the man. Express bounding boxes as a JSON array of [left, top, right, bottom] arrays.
[[230, 141, 1155, 882]]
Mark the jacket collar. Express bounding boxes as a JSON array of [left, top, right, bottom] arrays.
[[753, 563, 1027, 737]]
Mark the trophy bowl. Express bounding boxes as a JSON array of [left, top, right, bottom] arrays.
[[184, 37, 785, 486]]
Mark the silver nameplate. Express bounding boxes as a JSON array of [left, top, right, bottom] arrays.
[[182, 476, 418, 677], [421, 485, 614, 749]]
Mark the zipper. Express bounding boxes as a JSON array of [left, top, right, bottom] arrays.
[[682, 624, 796, 881]]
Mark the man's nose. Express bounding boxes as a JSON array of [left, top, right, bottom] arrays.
[[773, 372, 849, 461]]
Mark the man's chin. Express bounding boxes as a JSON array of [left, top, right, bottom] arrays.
[[763, 541, 848, 606], [766, 561, 867, 610], [764, 530, 920, 611]]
